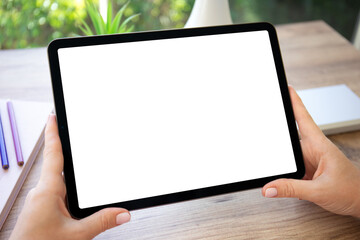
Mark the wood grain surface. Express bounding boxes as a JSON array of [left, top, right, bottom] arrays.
[[0, 20, 359, 239]]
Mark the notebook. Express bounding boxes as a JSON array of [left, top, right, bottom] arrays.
[[298, 84, 360, 135], [0, 99, 53, 230]]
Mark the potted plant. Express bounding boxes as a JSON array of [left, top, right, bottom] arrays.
[[79, 0, 139, 35]]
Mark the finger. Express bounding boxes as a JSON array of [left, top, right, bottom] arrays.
[[262, 178, 314, 201], [288, 86, 323, 140], [78, 208, 130, 239], [41, 114, 64, 180]]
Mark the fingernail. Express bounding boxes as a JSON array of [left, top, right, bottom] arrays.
[[116, 212, 130, 225], [265, 188, 278, 198]]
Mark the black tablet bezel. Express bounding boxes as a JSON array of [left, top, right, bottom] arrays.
[[48, 22, 304, 219]]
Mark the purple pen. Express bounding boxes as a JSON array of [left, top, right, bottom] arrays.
[[7, 100, 24, 166]]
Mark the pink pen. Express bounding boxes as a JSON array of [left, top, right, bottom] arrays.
[[7, 100, 24, 166]]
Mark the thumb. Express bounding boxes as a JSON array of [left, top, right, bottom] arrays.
[[262, 178, 314, 200], [77, 208, 130, 239]]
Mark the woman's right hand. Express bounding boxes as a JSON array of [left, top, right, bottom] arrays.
[[262, 86, 360, 218]]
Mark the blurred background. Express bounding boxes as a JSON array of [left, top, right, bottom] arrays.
[[1, 0, 359, 49]]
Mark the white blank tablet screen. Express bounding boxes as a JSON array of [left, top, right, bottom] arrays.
[[58, 30, 297, 209]]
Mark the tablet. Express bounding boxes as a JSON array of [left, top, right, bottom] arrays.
[[48, 23, 304, 219]]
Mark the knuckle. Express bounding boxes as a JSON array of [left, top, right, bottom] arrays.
[[100, 211, 111, 232], [282, 181, 297, 197]]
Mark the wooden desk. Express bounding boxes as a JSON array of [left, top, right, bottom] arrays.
[[1, 20, 360, 239]]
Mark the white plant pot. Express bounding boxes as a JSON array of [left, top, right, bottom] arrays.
[[185, 0, 233, 28]]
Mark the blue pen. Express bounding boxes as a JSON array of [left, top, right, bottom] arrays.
[[0, 111, 9, 169]]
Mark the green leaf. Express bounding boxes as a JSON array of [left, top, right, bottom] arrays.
[[109, 8, 123, 33], [109, 1, 129, 33], [98, 12, 106, 34], [125, 25, 134, 33], [86, 1, 101, 34], [118, 13, 139, 33], [79, 25, 92, 36], [106, 0, 112, 32], [119, 1, 131, 17], [79, 18, 93, 35], [80, 0, 138, 36]]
